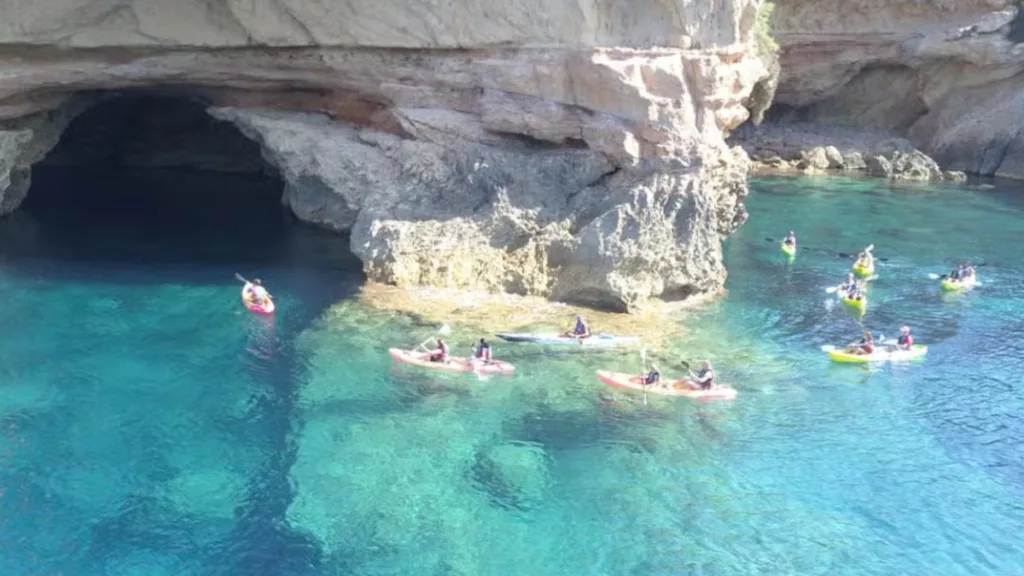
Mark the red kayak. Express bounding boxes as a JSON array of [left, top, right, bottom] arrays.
[[389, 349, 515, 375], [596, 370, 737, 400], [242, 293, 275, 315]]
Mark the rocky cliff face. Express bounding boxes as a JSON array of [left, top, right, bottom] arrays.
[[0, 0, 770, 312], [759, 0, 1024, 179]]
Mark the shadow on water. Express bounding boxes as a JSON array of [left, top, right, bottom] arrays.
[[2, 164, 366, 575]]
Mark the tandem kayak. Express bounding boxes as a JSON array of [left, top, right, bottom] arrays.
[[852, 261, 875, 278], [841, 294, 867, 312], [780, 242, 796, 257], [388, 348, 515, 375], [825, 344, 928, 364], [941, 277, 976, 291], [242, 293, 275, 315], [596, 370, 737, 400], [495, 333, 640, 349]]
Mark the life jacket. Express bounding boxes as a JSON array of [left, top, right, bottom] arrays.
[[898, 334, 913, 347], [860, 339, 874, 353], [696, 368, 714, 386], [785, 235, 795, 245], [475, 343, 491, 361], [574, 321, 587, 335], [645, 370, 660, 385]]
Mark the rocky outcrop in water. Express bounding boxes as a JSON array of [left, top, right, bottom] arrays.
[[749, 0, 1024, 179], [0, 0, 771, 311]]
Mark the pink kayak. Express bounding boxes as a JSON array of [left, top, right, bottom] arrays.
[[596, 370, 737, 400], [242, 293, 275, 315], [388, 348, 515, 375]]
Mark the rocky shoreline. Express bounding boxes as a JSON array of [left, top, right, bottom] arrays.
[[730, 122, 968, 183]]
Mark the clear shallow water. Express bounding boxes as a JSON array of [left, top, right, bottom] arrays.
[[1, 171, 1023, 575]]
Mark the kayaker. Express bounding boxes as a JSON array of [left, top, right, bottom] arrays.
[[855, 247, 874, 270], [845, 281, 864, 300], [564, 314, 591, 339], [895, 325, 914, 351], [473, 338, 492, 363], [687, 361, 715, 390], [784, 230, 796, 247], [643, 363, 660, 386], [845, 331, 874, 355], [964, 262, 976, 279], [428, 338, 448, 362], [244, 278, 271, 306], [836, 272, 857, 293]]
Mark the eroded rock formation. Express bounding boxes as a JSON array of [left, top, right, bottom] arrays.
[[0, 0, 771, 311], [745, 0, 1024, 179]]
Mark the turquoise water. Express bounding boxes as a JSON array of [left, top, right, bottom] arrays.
[[2, 170, 1023, 575]]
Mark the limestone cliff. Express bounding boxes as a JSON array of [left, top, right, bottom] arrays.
[[0, 0, 770, 312], [762, 0, 1024, 179]]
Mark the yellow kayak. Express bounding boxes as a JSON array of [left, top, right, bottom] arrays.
[[941, 277, 976, 291], [841, 294, 867, 312], [780, 242, 796, 257], [827, 345, 928, 364], [852, 261, 874, 278]]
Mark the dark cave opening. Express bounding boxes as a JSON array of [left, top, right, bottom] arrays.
[[7, 92, 358, 271]]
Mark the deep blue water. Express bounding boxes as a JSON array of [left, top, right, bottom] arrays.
[[1, 170, 1023, 575]]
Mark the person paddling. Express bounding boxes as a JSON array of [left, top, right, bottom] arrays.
[[895, 325, 914, 351], [643, 363, 661, 387], [473, 338, 492, 364], [428, 338, 448, 363], [845, 331, 874, 355], [783, 230, 796, 247], [686, 361, 716, 390], [565, 314, 591, 339], [243, 278, 271, 307]]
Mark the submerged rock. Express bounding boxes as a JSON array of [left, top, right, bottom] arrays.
[[469, 442, 552, 511]]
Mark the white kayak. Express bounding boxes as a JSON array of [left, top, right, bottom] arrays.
[[495, 332, 640, 349]]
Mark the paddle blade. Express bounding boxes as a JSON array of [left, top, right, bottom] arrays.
[[927, 273, 940, 280], [820, 344, 836, 352], [826, 286, 838, 294], [678, 360, 690, 370], [437, 324, 452, 335], [235, 273, 247, 283]]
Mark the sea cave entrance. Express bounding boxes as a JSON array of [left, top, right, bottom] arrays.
[[12, 91, 357, 273]]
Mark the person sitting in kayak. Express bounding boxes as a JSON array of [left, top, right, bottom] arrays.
[[473, 338, 492, 363], [836, 272, 857, 293], [565, 315, 591, 339], [428, 338, 448, 362], [855, 246, 874, 270], [845, 331, 874, 355], [895, 325, 914, 351], [644, 364, 660, 386], [963, 262, 976, 279], [784, 230, 796, 247], [844, 279, 865, 301], [244, 279, 271, 307], [687, 361, 715, 390]]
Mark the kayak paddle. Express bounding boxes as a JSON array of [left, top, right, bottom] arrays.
[[415, 324, 451, 351], [639, 347, 648, 406]]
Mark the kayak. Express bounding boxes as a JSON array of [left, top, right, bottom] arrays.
[[852, 261, 874, 277], [841, 294, 867, 312], [495, 333, 640, 349], [388, 348, 515, 375], [941, 277, 976, 291], [242, 293, 275, 315], [780, 242, 796, 257], [826, 344, 928, 364], [596, 370, 737, 400]]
